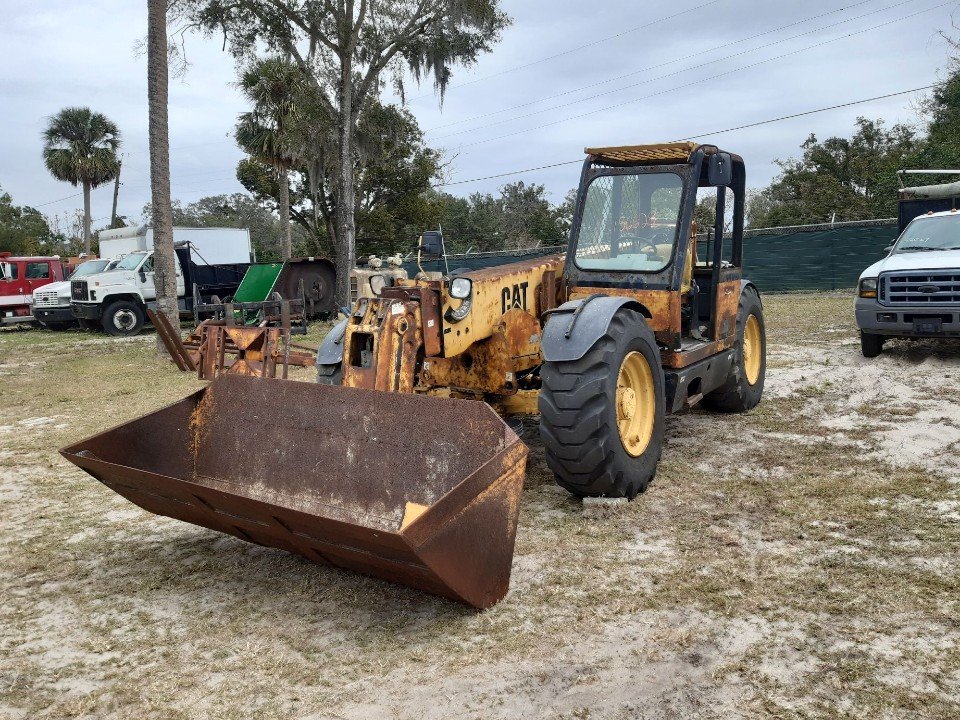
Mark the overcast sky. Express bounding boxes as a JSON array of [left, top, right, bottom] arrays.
[[0, 0, 957, 231]]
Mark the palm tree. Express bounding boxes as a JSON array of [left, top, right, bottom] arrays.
[[147, 0, 177, 351], [42, 107, 121, 254], [235, 57, 302, 260]]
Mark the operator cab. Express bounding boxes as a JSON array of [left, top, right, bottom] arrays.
[[565, 142, 746, 352]]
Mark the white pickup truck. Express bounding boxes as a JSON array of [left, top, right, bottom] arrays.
[[856, 209, 960, 356], [32, 258, 119, 329]]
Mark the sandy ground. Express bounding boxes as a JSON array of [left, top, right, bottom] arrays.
[[1, 294, 959, 719]]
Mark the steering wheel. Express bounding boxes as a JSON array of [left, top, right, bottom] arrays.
[[617, 234, 660, 255]]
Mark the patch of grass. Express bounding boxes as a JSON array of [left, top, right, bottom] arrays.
[[2, 300, 960, 718]]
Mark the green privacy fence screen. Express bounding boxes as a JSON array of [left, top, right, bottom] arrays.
[[401, 219, 900, 294], [739, 219, 899, 292]]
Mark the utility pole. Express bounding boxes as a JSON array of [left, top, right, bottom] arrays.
[[110, 158, 123, 227]]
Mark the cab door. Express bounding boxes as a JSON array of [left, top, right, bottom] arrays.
[[0, 261, 29, 311], [138, 254, 157, 300], [175, 255, 185, 297], [24, 261, 53, 295]]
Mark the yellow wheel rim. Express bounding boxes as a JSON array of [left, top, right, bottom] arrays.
[[616, 351, 656, 457], [743, 314, 762, 386]]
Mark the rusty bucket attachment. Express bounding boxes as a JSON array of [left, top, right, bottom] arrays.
[[60, 375, 528, 609]]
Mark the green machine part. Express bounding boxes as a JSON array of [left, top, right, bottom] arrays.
[[233, 263, 285, 303]]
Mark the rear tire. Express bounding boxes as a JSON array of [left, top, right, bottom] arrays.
[[539, 308, 666, 499], [860, 332, 884, 358], [102, 301, 144, 337], [704, 286, 765, 413]]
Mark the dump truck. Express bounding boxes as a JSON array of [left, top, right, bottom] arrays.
[[70, 244, 250, 335], [62, 143, 765, 608]]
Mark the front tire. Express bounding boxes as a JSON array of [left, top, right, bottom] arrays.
[[704, 286, 765, 413], [101, 301, 145, 337], [860, 332, 884, 358], [539, 308, 666, 499]]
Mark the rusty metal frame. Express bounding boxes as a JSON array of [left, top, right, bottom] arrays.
[[147, 309, 196, 372]]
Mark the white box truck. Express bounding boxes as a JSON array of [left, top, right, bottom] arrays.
[[98, 226, 254, 265]]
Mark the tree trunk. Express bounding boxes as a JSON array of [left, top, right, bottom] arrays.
[[147, 0, 178, 355], [325, 214, 337, 254], [82, 179, 92, 255], [279, 169, 292, 260], [333, 64, 356, 310], [111, 160, 122, 228]]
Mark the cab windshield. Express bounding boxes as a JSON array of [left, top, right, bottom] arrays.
[[70, 260, 112, 278], [574, 172, 684, 272], [894, 214, 960, 253], [116, 252, 148, 270]]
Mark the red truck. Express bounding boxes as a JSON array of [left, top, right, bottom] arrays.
[[0, 253, 67, 325]]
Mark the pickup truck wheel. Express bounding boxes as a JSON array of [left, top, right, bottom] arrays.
[[539, 308, 666, 499], [102, 301, 145, 337], [860, 332, 884, 358]]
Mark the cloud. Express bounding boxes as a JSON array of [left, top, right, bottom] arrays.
[[0, 0, 953, 227]]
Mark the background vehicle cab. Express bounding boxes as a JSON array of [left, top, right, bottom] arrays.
[[856, 209, 960, 356]]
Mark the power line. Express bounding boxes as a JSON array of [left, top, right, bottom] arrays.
[[436, 159, 584, 188], [39, 82, 946, 200], [446, 1, 951, 153], [677, 84, 940, 140], [425, 0, 882, 134], [406, 0, 726, 103], [32, 191, 83, 208], [433, 82, 942, 189]]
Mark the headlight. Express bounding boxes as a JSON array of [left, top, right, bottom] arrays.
[[859, 278, 878, 298], [449, 277, 472, 300], [369, 274, 386, 296]]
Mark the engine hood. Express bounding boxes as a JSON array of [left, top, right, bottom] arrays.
[[35, 280, 71, 297], [860, 248, 960, 279], [75, 270, 139, 288]]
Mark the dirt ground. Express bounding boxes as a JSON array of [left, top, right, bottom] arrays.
[[1, 293, 959, 720]]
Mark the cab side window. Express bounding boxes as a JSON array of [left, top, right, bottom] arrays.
[[140, 256, 154, 273], [26, 262, 49, 279]]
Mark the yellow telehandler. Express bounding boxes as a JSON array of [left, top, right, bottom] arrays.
[[63, 142, 765, 608]]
